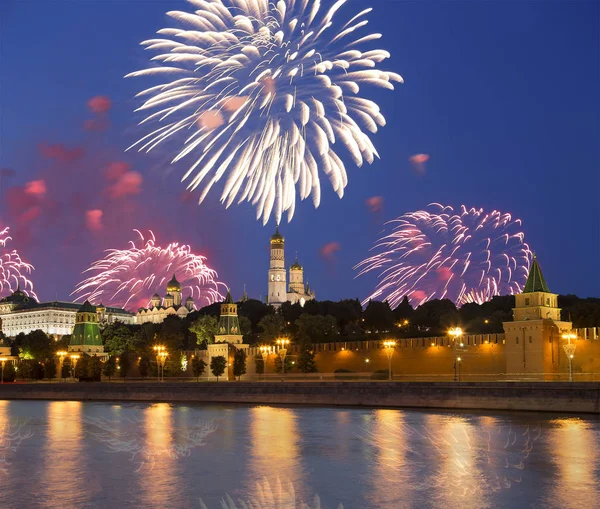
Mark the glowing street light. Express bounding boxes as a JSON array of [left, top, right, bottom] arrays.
[[0, 357, 7, 384], [56, 351, 67, 381], [259, 345, 272, 380], [153, 345, 168, 382], [382, 340, 396, 381], [561, 332, 577, 382], [448, 327, 463, 382], [276, 338, 290, 377], [70, 354, 80, 380]]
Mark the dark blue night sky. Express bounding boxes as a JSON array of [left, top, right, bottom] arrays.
[[1, 0, 598, 305]]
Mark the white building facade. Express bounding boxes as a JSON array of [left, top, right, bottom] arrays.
[[135, 274, 196, 324], [0, 288, 134, 339]]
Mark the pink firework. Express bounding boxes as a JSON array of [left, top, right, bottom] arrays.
[[355, 204, 532, 307], [72, 230, 226, 310], [0, 227, 37, 299]]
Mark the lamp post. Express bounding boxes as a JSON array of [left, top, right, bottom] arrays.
[[561, 332, 577, 382], [449, 327, 463, 382], [276, 338, 290, 377], [382, 340, 396, 380], [259, 345, 271, 380], [153, 345, 168, 382], [70, 354, 80, 380], [0, 357, 7, 384], [56, 351, 67, 381]]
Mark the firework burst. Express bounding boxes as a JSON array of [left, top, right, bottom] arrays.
[[127, 0, 402, 225], [72, 230, 226, 310], [0, 227, 37, 299], [355, 204, 532, 307]]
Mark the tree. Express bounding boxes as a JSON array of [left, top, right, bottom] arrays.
[[2, 362, 16, 382], [363, 300, 394, 333], [44, 359, 57, 380], [88, 356, 102, 381], [232, 349, 247, 380], [18, 360, 35, 379], [190, 315, 219, 346], [210, 355, 227, 381], [19, 330, 53, 360], [157, 315, 185, 352], [61, 363, 71, 379], [33, 362, 44, 380], [119, 352, 131, 378], [295, 314, 338, 343], [138, 354, 150, 378], [74, 355, 90, 380], [296, 345, 318, 373], [191, 357, 207, 381], [103, 356, 117, 381], [254, 354, 264, 375], [238, 299, 273, 332], [102, 324, 141, 356], [258, 314, 285, 342], [239, 316, 253, 341]]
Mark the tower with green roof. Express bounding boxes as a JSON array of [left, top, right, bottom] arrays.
[[503, 255, 572, 376], [214, 290, 243, 344], [69, 300, 107, 359]]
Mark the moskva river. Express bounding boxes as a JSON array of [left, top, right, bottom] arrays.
[[0, 400, 598, 508]]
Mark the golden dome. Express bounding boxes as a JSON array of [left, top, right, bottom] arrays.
[[166, 274, 182, 292]]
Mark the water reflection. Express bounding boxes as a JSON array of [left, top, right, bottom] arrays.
[[136, 403, 180, 507], [366, 409, 410, 508], [546, 418, 600, 509], [42, 401, 88, 507], [246, 406, 305, 501]]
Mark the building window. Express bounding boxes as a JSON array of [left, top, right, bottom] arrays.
[[525, 298, 530, 306], [516, 337, 519, 344], [529, 336, 532, 343]]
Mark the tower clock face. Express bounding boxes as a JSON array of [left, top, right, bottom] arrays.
[[276, 275, 280, 281]]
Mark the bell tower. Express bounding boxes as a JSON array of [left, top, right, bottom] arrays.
[[267, 225, 287, 308]]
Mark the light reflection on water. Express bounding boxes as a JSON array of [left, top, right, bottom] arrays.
[[0, 400, 599, 509]]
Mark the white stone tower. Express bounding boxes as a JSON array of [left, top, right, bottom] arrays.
[[267, 225, 287, 307], [289, 253, 304, 294]]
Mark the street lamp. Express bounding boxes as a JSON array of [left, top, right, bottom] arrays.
[[153, 345, 168, 382], [70, 354, 80, 380], [382, 340, 396, 381], [259, 345, 272, 380], [276, 338, 290, 377], [448, 327, 463, 382], [56, 351, 67, 381], [561, 332, 577, 382], [0, 357, 7, 384]]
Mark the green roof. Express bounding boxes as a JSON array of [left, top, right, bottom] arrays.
[[523, 256, 550, 293], [78, 300, 96, 313], [224, 290, 234, 304]]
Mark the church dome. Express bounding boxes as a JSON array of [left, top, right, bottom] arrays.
[[186, 296, 194, 302], [270, 225, 284, 244], [166, 274, 182, 292]]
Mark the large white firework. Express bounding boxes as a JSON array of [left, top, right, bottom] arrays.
[[72, 230, 226, 310], [355, 204, 533, 308], [126, 0, 402, 224], [0, 227, 37, 300]]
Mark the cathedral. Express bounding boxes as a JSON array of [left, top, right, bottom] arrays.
[[267, 226, 315, 308], [135, 274, 196, 324]]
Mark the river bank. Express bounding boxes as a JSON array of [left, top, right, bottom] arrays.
[[2, 381, 600, 413]]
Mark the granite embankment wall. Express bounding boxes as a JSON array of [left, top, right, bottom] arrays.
[[2, 382, 600, 414]]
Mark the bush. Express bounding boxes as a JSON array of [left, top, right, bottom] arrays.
[[334, 368, 359, 380], [44, 359, 57, 380], [210, 355, 227, 381], [191, 357, 207, 381], [370, 369, 391, 380]]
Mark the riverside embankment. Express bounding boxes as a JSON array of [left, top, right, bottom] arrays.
[[2, 381, 600, 413]]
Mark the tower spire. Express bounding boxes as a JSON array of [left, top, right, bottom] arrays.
[[523, 256, 550, 293]]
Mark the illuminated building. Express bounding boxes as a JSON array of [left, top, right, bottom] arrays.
[[0, 287, 133, 339], [135, 274, 196, 324], [68, 300, 108, 360], [267, 225, 315, 308]]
